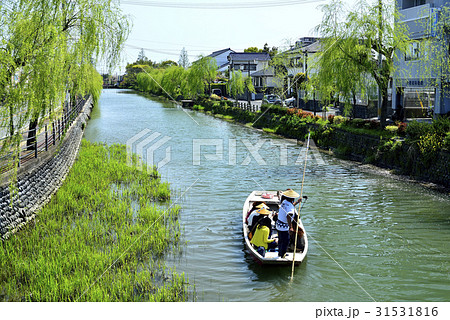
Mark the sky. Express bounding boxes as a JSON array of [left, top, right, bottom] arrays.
[[104, 0, 358, 74]]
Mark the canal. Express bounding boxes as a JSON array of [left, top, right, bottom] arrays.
[[83, 89, 450, 302]]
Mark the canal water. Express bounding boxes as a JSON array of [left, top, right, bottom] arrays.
[[84, 89, 450, 302]]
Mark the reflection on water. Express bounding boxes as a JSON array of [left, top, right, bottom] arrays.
[[84, 89, 450, 302]]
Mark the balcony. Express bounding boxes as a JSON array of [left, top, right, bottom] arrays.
[[399, 3, 435, 39]]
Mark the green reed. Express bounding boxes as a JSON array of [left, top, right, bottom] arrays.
[[0, 140, 189, 301]]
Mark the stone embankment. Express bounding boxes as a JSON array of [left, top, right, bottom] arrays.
[[0, 97, 93, 239], [190, 100, 450, 190]]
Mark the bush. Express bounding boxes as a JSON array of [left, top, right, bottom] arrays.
[[333, 115, 348, 125], [328, 114, 335, 124], [385, 125, 399, 134], [192, 105, 204, 111], [260, 104, 288, 116], [350, 118, 366, 128], [406, 121, 430, 141], [219, 100, 232, 107], [397, 122, 407, 136], [444, 132, 450, 150], [417, 132, 443, 164], [432, 116, 450, 135]]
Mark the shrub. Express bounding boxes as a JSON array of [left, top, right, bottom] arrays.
[[385, 125, 399, 134], [397, 122, 407, 136], [219, 100, 232, 107], [302, 111, 314, 119], [432, 116, 450, 136], [333, 115, 347, 125], [328, 114, 335, 124], [378, 139, 403, 153], [443, 132, 450, 150], [417, 132, 443, 164], [287, 108, 297, 115], [351, 118, 366, 128], [368, 119, 380, 129], [406, 121, 430, 141]]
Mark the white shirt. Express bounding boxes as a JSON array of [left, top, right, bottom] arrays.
[[276, 200, 296, 231], [248, 210, 259, 226]]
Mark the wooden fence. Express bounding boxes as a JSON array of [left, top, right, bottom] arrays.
[[235, 102, 260, 113]]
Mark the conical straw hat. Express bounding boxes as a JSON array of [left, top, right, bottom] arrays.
[[282, 189, 299, 198], [257, 208, 270, 215], [256, 203, 269, 209]]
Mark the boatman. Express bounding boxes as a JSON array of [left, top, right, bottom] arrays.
[[276, 189, 300, 258]]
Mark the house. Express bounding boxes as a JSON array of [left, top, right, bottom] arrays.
[[207, 48, 235, 73], [251, 67, 277, 95], [268, 38, 322, 107], [285, 39, 321, 97], [227, 52, 271, 99], [102, 74, 124, 88], [283, 37, 380, 116], [393, 0, 450, 118], [228, 52, 271, 74]]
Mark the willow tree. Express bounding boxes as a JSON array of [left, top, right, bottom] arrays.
[[315, 0, 410, 126], [227, 70, 245, 104], [189, 56, 218, 96], [0, 0, 129, 184], [160, 65, 186, 99]]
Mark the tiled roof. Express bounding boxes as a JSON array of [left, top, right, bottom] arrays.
[[251, 67, 275, 77], [208, 48, 234, 57], [228, 52, 271, 62], [301, 41, 322, 53]]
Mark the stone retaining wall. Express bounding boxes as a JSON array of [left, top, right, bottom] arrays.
[[324, 129, 450, 189], [0, 97, 93, 239]]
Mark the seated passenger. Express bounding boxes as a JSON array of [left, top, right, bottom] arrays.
[[245, 201, 265, 224], [250, 216, 277, 257], [248, 203, 269, 231], [289, 220, 305, 252]]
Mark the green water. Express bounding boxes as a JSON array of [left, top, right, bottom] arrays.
[[84, 89, 450, 302]]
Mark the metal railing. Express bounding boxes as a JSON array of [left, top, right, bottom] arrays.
[[0, 97, 88, 175]]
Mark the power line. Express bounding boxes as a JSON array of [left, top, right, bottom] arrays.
[[121, 0, 324, 9], [127, 41, 211, 52], [124, 43, 199, 58], [128, 37, 216, 49]]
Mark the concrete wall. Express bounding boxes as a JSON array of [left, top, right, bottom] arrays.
[[0, 97, 93, 239]]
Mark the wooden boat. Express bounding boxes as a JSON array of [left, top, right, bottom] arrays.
[[243, 190, 308, 265]]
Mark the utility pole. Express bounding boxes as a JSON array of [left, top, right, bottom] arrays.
[[247, 60, 251, 106], [303, 50, 308, 110]]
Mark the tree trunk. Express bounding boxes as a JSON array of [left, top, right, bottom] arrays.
[[352, 91, 357, 119], [380, 91, 388, 128]]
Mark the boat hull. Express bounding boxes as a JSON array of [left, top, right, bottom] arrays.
[[243, 191, 308, 266]]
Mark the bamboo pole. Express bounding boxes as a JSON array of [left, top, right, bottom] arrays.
[[291, 131, 310, 280]]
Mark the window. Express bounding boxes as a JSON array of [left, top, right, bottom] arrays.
[[405, 42, 421, 61], [402, 0, 426, 10], [243, 64, 257, 71]]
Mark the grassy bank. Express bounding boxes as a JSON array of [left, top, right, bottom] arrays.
[[0, 140, 190, 301]]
